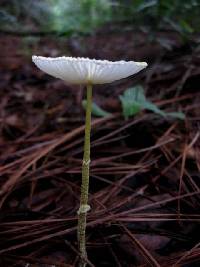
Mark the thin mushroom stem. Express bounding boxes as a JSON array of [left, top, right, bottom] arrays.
[[77, 83, 93, 267]]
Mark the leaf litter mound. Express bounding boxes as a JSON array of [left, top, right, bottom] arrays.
[[0, 31, 200, 267]]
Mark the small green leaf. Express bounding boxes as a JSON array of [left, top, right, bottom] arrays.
[[179, 20, 194, 34], [166, 111, 185, 120], [119, 85, 185, 120], [143, 102, 167, 117], [136, 0, 157, 12], [119, 96, 141, 119], [119, 85, 146, 119], [82, 100, 111, 117]]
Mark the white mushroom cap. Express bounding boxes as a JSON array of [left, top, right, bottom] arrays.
[[32, 56, 147, 85]]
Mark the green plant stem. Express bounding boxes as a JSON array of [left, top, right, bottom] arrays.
[[78, 83, 93, 267]]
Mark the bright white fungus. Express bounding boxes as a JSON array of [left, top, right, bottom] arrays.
[[32, 56, 147, 85]]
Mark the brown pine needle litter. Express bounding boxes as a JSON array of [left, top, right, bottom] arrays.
[[0, 31, 200, 266]]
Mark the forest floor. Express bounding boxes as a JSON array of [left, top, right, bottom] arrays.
[[0, 27, 200, 266]]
